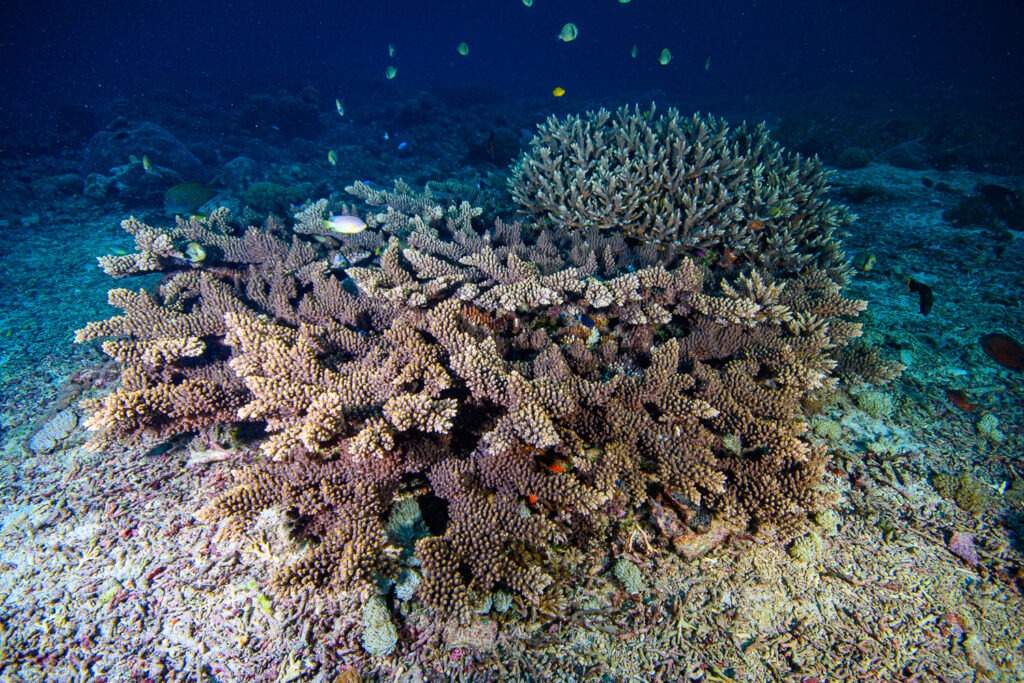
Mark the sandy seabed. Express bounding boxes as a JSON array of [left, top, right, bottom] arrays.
[[1, 163, 1023, 683]]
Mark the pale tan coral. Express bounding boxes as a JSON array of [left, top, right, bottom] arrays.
[[383, 394, 458, 434], [511, 104, 853, 281]]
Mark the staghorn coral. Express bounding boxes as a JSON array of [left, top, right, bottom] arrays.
[[511, 104, 854, 282], [81, 140, 880, 624]]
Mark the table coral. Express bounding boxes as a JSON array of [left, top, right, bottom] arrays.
[[78, 122, 886, 624]]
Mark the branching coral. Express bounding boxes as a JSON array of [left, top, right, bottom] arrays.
[[510, 104, 854, 282], [79, 122, 883, 625]]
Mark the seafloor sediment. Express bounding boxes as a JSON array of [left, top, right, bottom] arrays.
[[1, 162, 1022, 683]]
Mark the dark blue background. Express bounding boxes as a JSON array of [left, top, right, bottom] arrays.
[[2, 0, 1021, 106]]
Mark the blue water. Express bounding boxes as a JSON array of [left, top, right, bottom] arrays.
[[3, 0, 1022, 105]]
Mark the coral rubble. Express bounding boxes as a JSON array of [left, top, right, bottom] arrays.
[[77, 109, 882, 624]]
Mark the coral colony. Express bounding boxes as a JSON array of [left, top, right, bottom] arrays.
[[76, 107, 897, 635]]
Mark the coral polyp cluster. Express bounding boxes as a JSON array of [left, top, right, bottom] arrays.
[[76, 108, 889, 623]]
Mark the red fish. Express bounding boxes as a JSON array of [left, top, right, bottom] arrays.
[[980, 332, 1024, 371], [945, 389, 977, 413]]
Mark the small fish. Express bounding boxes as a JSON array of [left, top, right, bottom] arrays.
[[630, 44, 638, 59], [383, 131, 390, 141], [384, 65, 398, 80], [323, 215, 367, 234], [142, 155, 153, 173], [766, 204, 783, 218], [335, 98, 344, 117], [983, 480, 1008, 495], [549, 463, 565, 473], [164, 182, 215, 215], [456, 41, 469, 56], [327, 149, 339, 166], [388, 43, 395, 58], [904, 276, 934, 315], [618, 0, 631, 3], [528, 494, 539, 505], [184, 242, 207, 264], [658, 48, 672, 65], [705, 55, 712, 71], [552, 86, 566, 97], [852, 251, 876, 271], [397, 141, 408, 150], [945, 389, 977, 413], [980, 332, 1024, 371], [522, 0, 532, 5], [558, 22, 578, 42], [579, 313, 595, 329]]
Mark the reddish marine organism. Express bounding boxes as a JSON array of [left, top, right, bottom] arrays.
[[980, 332, 1024, 371], [945, 389, 978, 413]]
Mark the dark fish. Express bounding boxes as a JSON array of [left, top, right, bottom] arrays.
[[980, 332, 1024, 371], [904, 277, 933, 315], [579, 313, 595, 329]]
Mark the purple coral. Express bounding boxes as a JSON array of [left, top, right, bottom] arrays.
[[946, 531, 979, 568]]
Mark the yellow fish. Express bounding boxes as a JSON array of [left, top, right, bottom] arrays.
[[335, 98, 344, 117], [456, 41, 469, 56], [384, 66, 398, 79], [659, 48, 672, 65], [766, 205, 783, 218], [142, 155, 153, 173], [558, 23, 578, 42], [523, 0, 532, 6], [327, 150, 338, 166], [552, 87, 566, 97], [388, 43, 395, 58]]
